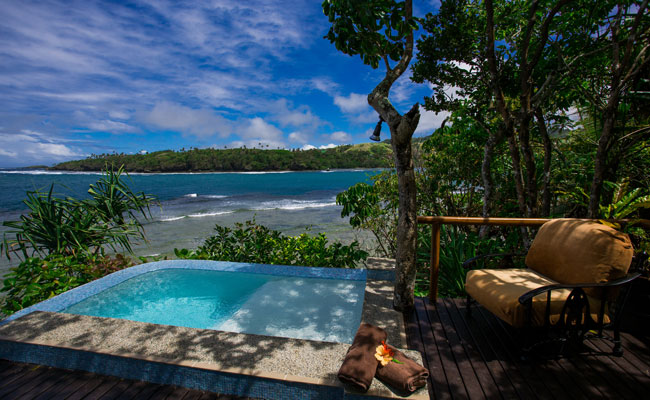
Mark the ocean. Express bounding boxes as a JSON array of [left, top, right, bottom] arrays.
[[0, 169, 380, 275]]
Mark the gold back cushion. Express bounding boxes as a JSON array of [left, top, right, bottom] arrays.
[[525, 219, 634, 286]]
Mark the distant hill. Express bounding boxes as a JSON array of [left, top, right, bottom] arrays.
[[50, 143, 394, 172]]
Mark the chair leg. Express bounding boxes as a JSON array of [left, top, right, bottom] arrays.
[[612, 327, 623, 356]]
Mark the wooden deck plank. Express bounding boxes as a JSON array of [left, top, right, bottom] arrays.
[[148, 384, 177, 400], [0, 364, 50, 397], [437, 298, 487, 399], [587, 338, 650, 397], [62, 374, 108, 400], [0, 360, 254, 400], [621, 332, 650, 365], [95, 379, 133, 400], [478, 305, 564, 400], [31, 369, 98, 400], [0, 363, 31, 389], [112, 380, 151, 400], [451, 299, 520, 400], [81, 375, 122, 400], [423, 298, 471, 399], [414, 298, 452, 400], [471, 303, 541, 399], [182, 390, 207, 400], [0, 358, 16, 373], [164, 387, 190, 400], [124, 381, 163, 400], [573, 339, 644, 400], [403, 305, 436, 400], [405, 297, 650, 400], [12, 367, 62, 400], [617, 336, 650, 379]]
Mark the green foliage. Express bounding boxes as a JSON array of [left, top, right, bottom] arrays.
[[322, 0, 419, 68], [1, 254, 132, 316], [175, 220, 368, 268], [414, 226, 524, 298], [600, 181, 650, 221], [2, 166, 156, 259], [51, 144, 393, 172], [337, 170, 398, 257]]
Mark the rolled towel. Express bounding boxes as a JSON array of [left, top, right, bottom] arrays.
[[375, 344, 429, 393], [337, 323, 387, 391]]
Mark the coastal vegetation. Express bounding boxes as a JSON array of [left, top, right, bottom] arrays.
[[0, 167, 156, 315], [50, 143, 393, 172], [174, 220, 368, 269]]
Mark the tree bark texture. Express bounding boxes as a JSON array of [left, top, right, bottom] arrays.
[[366, 0, 420, 311], [535, 108, 553, 217]]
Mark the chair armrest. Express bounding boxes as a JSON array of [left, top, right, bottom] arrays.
[[518, 273, 641, 304], [462, 253, 526, 270]]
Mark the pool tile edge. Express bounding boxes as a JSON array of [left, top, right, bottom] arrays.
[[0, 319, 428, 400]]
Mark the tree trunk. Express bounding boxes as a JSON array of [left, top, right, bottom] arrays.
[[366, 0, 419, 311], [479, 126, 503, 237], [535, 109, 553, 217], [588, 108, 617, 218], [505, 130, 528, 217], [389, 106, 420, 310], [519, 119, 539, 217]]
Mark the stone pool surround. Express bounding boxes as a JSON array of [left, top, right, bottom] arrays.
[[0, 260, 427, 399]]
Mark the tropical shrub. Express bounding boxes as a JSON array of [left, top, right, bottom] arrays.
[[414, 225, 524, 298], [1, 166, 156, 259], [1, 253, 132, 316], [0, 165, 154, 316], [175, 220, 368, 268]]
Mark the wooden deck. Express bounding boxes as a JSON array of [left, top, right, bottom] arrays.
[[404, 297, 650, 400], [0, 359, 247, 400]]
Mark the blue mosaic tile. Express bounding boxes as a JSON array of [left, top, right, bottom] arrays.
[[0, 340, 348, 399], [1, 260, 367, 325]]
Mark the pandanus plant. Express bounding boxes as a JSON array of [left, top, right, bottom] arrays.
[[2, 165, 157, 260]]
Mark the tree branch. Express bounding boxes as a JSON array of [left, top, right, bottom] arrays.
[[529, 0, 573, 71], [368, 0, 415, 126]]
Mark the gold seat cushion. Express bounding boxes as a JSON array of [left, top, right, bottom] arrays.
[[465, 268, 608, 328]]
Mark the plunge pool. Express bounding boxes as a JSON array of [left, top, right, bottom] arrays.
[[2, 260, 367, 343]]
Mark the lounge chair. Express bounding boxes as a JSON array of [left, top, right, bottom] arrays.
[[464, 218, 639, 356]]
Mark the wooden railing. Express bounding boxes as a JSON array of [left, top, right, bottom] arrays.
[[417, 216, 650, 303]]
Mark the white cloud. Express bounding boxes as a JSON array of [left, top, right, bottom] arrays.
[[0, 148, 17, 157], [109, 110, 130, 120], [0, 130, 85, 165], [319, 143, 337, 149], [141, 102, 232, 139], [87, 120, 138, 133], [301, 144, 316, 150], [329, 131, 352, 142], [268, 99, 325, 130], [310, 77, 339, 96], [235, 117, 285, 148], [415, 107, 450, 135], [353, 111, 380, 124], [390, 72, 418, 104], [334, 93, 370, 113], [288, 131, 309, 144]]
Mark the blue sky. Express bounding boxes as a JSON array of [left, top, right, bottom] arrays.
[[0, 0, 445, 167]]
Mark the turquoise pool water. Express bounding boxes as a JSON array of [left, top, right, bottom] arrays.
[[61, 268, 365, 343]]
